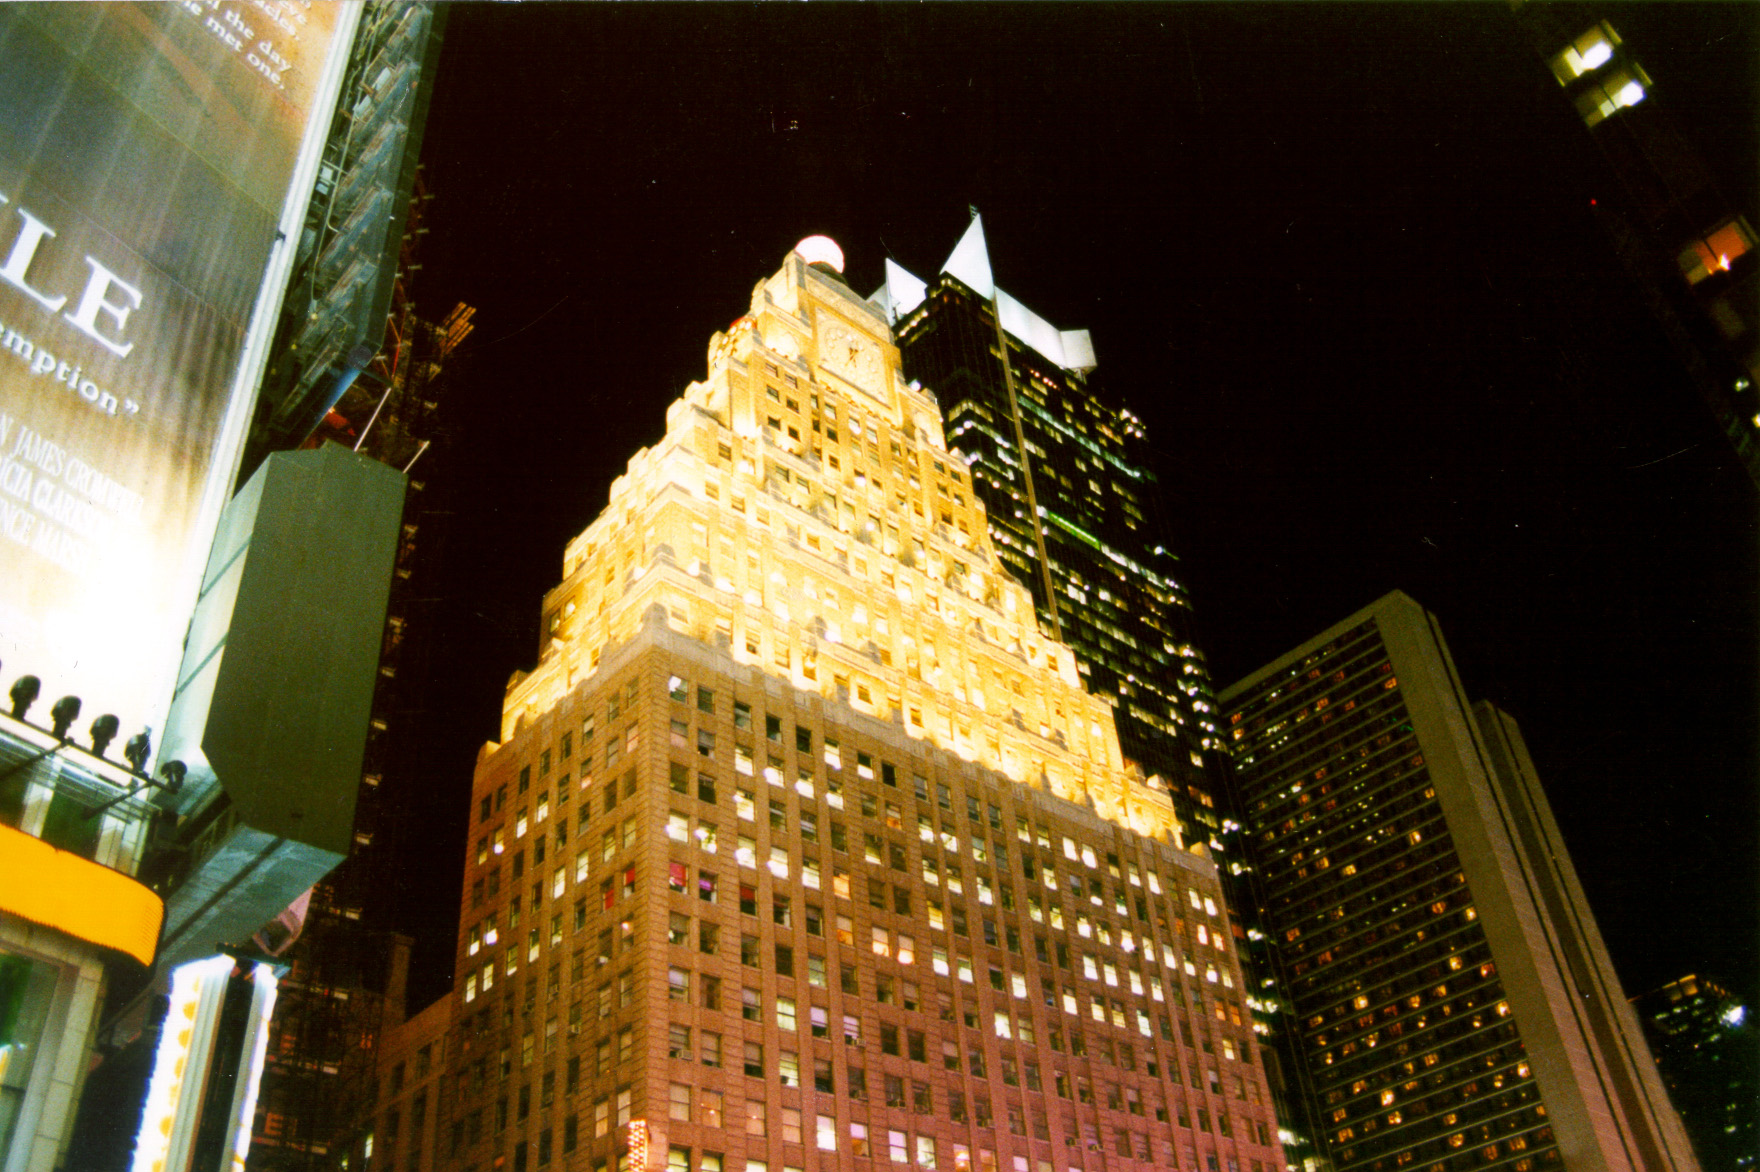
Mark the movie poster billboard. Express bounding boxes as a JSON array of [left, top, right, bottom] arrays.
[[0, 3, 354, 743]]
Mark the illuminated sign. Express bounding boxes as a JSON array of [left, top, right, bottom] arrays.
[[0, 820, 162, 964], [628, 1118, 650, 1170], [219, 963, 282, 1171], [132, 955, 233, 1172], [130, 955, 281, 1172], [0, 4, 355, 742]]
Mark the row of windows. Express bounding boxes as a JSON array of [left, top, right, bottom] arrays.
[[462, 1013, 1266, 1163], [473, 727, 1218, 930], [460, 943, 1253, 1111], [458, 801, 1241, 1052], [659, 1077, 1271, 1152], [461, 765, 1243, 1041], [461, 876, 1260, 1133], [470, 1109, 1271, 1172]]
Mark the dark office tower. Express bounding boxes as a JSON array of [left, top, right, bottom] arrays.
[[436, 238, 1285, 1172], [877, 216, 1228, 848], [1511, 4, 1760, 489], [1632, 975, 1758, 1172], [1220, 592, 1699, 1172]]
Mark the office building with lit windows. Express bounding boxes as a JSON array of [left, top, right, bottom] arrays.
[[434, 239, 1285, 1172], [1632, 975, 1757, 1172], [1220, 591, 1698, 1172], [1511, 4, 1760, 489], [871, 220, 1331, 1171], [874, 217, 1228, 847]]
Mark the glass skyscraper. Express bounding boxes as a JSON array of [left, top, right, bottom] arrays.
[[876, 216, 1227, 848]]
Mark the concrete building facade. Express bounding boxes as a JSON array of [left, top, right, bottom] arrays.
[[1220, 591, 1698, 1172], [369, 993, 457, 1172]]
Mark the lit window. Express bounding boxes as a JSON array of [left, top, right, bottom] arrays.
[[1575, 65, 1649, 127], [1679, 218, 1755, 285], [1548, 23, 1620, 85]]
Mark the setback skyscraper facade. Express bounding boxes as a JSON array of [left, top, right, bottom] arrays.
[[1220, 591, 1698, 1172], [875, 217, 1228, 849], [435, 239, 1285, 1172]]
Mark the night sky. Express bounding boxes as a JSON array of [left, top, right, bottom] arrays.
[[390, 4, 1758, 1011]]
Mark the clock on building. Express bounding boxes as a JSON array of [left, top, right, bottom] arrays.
[[766, 325, 802, 361], [819, 320, 884, 396]]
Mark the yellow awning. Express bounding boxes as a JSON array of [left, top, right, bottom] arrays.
[[0, 822, 162, 965]]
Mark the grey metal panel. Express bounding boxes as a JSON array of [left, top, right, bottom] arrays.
[[157, 442, 404, 967], [203, 443, 403, 853]]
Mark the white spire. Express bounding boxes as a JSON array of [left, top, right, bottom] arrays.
[[873, 257, 928, 323], [942, 212, 995, 299]]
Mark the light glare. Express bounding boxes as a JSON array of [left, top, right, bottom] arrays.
[[794, 235, 845, 272]]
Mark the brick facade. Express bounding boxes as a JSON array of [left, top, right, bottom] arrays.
[[431, 244, 1284, 1172]]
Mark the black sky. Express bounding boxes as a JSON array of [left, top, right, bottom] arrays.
[[392, 4, 1758, 1010]]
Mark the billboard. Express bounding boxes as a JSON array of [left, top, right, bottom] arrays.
[[0, 3, 355, 743]]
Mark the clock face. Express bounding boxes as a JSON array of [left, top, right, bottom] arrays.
[[820, 321, 883, 393], [767, 327, 801, 361]]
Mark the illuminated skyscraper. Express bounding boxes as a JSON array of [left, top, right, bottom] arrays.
[[1632, 975, 1757, 1172], [876, 217, 1229, 847], [433, 239, 1286, 1172], [1221, 591, 1698, 1172], [873, 221, 1331, 1171]]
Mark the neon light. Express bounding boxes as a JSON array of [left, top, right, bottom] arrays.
[[132, 956, 233, 1172], [222, 964, 282, 1170], [628, 1118, 650, 1170]]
